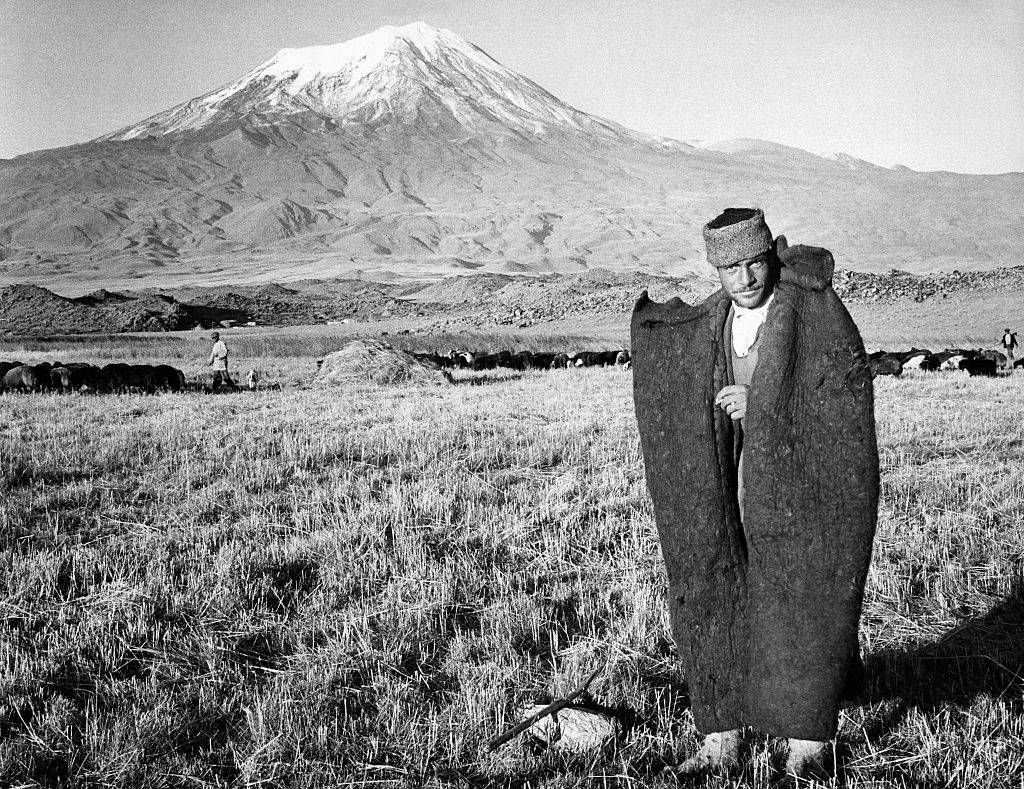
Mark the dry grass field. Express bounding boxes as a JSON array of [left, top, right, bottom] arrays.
[[1, 354, 1022, 787]]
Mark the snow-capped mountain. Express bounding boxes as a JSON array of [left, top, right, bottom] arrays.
[[821, 152, 880, 170], [1, 22, 1022, 292], [102, 22, 629, 142]]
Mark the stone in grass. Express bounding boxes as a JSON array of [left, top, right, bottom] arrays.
[[524, 704, 621, 752]]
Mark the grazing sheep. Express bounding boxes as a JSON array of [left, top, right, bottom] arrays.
[[1, 363, 52, 392]]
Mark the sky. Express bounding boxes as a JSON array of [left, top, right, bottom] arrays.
[[2, 0, 1022, 173]]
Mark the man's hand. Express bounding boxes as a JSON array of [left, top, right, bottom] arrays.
[[715, 384, 749, 421]]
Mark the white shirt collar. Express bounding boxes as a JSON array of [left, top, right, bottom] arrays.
[[731, 292, 775, 357]]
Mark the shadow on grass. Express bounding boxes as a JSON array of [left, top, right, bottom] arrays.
[[860, 575, 1024, 737], [453, 372, 525, 386]]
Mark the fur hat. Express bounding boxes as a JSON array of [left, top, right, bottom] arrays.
[[703, 208, 774, 268]]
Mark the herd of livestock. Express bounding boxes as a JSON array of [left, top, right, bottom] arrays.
[[1, 346, 1017, 395], [0, 360, 187, 393], [869, 348, 1021, 377], [413, 348, 631, 371], [418, 346, 1022, 378]]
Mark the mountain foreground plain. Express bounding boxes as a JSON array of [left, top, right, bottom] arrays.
[[1, 338, 1022, 786], [2, 18, 1022, 789], [2, 22, 1023, 295]]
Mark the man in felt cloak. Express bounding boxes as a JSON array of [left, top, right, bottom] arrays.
[[631, 208, 879, 778]]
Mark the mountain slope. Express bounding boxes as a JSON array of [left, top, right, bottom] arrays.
[[99, 22, 639, 143], [0, 22, 1021, 294]]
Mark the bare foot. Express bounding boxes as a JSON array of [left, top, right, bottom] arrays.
[[665, 729, 742, 777], [785, 738, 832, 779]]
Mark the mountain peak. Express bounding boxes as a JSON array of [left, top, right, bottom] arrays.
[[822, 152, 878, 170], [256, 22, 475, 92], [98, 22, 627, 142]]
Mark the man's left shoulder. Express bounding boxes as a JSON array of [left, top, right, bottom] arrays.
[[776, 239, 834, 293]]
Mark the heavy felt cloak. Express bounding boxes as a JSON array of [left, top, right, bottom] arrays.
[[631, 239, 879, 740]]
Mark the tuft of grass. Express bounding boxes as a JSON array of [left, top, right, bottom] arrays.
[[0, 367, 1021, 787]]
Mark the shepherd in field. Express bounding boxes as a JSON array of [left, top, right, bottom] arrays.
[[631, 208, 880, 779], [207, 331, 235, 391], [1001, 328, 1017, 367]]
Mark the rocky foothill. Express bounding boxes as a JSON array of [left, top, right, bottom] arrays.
[[832, 266, 1024, 304], [0, 284, 195, 335], [1, 266, 1021, 336]]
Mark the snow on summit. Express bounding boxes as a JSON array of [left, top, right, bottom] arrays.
[[256, 22, 483, 91], [100, 21, 627, 141]]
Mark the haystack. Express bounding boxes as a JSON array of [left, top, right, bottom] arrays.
[[313, 339, 451, 386]]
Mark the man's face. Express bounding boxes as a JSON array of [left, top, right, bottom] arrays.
[[717, 253, 775, 309]]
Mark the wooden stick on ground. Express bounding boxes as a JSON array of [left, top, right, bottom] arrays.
[[485, 666, 603, 753]]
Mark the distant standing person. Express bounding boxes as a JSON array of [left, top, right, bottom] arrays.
[[1001, 328, 1017, 366], [207, 331, 234, 390]]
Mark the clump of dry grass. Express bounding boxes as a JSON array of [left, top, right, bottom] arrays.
[[0, 367, 1021, 787], [313, 340, 451, 387]]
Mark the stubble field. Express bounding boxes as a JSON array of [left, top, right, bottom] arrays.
[[1, 357, 1022, 788]]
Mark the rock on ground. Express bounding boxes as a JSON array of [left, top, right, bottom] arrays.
[[525, 704, 621, 751]]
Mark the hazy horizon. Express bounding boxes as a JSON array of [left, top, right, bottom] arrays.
[[2, 0, 1022, 174]]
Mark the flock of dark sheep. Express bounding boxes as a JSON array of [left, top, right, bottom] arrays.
[[2, 346, 1014, 395], [0, 361, 188, 393], [868, 348, 1019, 377], [413, 349, 631, 371], [418, 347, 1020, 379]]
